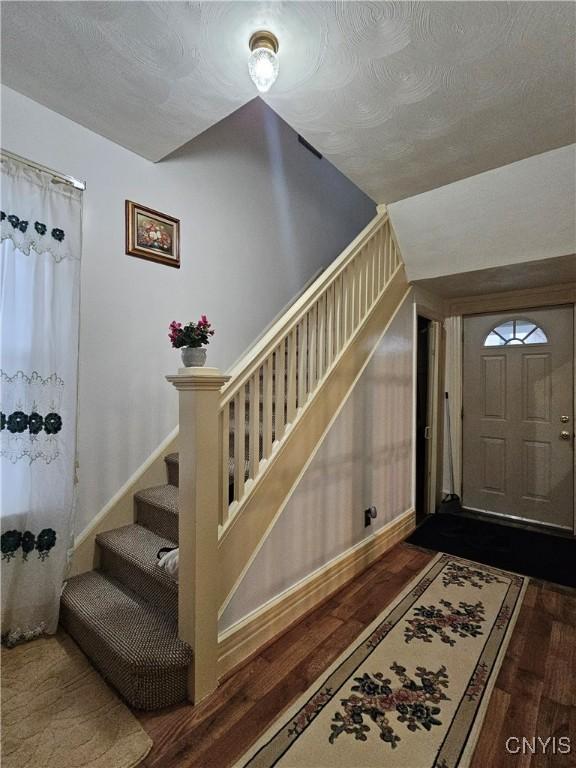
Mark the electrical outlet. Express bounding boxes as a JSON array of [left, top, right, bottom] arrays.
[[364, 505, 377, 527]]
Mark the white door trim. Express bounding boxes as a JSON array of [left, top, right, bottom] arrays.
[[446, 298, 576, 535], [444, 315, 463, 498]]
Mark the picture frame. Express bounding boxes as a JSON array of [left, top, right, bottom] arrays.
[[125, 200, 180, 268]]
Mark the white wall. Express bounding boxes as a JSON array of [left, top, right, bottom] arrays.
[[389, 144, 576, 282], [1, 86, 375, 535], [221, 294, 414, 631]]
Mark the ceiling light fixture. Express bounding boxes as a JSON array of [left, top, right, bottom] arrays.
[[248, 30, 279, 93]]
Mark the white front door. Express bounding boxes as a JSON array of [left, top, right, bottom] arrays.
[[462, 305, 574, 530]]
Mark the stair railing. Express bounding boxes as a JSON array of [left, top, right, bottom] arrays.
[[219, 211, 401, 529], [168, 209, 404, 703]]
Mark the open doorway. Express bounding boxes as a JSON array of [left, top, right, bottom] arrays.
[[416, 316, 431, 520], [415, 315, 442, 522]]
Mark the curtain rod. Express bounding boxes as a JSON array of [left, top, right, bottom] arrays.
[[0, 149, 86, 191]]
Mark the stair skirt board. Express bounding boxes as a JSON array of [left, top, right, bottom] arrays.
[[71, 428, 179, 577], [217, 508, 416, 679]]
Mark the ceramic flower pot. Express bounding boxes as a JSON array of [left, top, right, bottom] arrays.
[[181, 346, 207, 367]]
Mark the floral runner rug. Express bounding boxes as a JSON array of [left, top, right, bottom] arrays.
[[235, 552, 527, 768]]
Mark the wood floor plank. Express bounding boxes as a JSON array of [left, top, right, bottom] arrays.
[[523, 582, 541, 609], [494, 668, 545, 768], [543, 621, 576, 707], [152, 674, 311, 768], [536, 586, 576, 627], [347, 567, 417, 625], [469, 688, 511, 768], [297, 617, 365, 683], [327, 567, 396, 615], [531, 697, 576, 768], [495, 606, 528, 694], [134, 543, 576, 768], [250, 615, 343, 699], [139, 656, 270, 762], [518, 606, 552, 680]]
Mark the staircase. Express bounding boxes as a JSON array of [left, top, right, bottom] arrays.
[[61, 447, 246, 709], [62, 210, 409, 710], [61, 454, 190, 710]]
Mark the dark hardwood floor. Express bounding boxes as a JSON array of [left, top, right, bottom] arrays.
[[134, 542, 576, 768]]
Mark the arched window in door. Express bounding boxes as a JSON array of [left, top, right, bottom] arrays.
[[484, 318, 548, 347]]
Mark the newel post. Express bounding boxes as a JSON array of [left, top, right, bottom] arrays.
[[166, 366, 230, 703]]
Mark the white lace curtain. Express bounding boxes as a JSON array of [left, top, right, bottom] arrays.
[[1, 154, 82, 645]]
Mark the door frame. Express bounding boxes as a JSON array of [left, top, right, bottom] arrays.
[[413, 300, 445, 518], [444, 282, 576, 535]]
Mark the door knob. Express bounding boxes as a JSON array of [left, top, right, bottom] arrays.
[[560, 416, 569, 423], [560, 430, 571, 440]]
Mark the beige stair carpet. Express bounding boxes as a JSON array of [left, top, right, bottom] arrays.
[[1, 630, 152, 768], [235, 553, 527, 768]]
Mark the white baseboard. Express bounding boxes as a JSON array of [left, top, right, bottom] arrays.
[[217, 507, 416, 678]]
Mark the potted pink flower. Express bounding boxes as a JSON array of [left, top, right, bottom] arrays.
[[169, 315, 215, 367]]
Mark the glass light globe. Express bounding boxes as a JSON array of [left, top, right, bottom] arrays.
[[248, 47, 279, 93]]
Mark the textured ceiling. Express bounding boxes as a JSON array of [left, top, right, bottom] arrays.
[[1, 1, 575, 202], [388, 144, 576, 281], [413, 253, 576, 299]]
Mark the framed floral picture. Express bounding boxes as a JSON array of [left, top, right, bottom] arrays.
[[125, 200, 180, 268]]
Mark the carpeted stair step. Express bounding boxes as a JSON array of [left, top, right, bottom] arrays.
[[61, 570, 192, 710], [165, 452, 179, 487], [135, 484, 178, 543], [97, 524, 178, 622], [165, 452, 250, 503]]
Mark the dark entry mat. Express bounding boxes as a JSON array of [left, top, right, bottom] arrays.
[[407, 512, 576, 588]]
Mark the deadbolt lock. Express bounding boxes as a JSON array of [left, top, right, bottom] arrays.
[[560, 415, 569, 423], [560, 431, 571, 440]]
